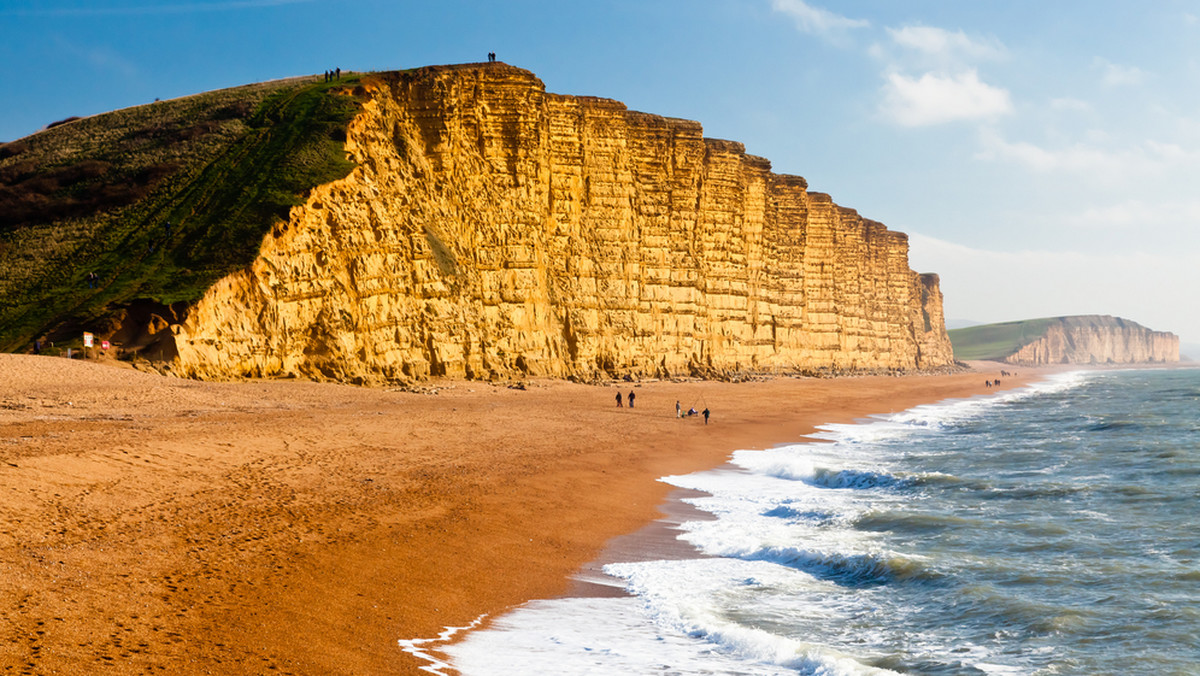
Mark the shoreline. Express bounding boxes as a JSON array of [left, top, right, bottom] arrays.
[[422, 366, 1055, 670], [564, 486, 719, 599], [0, 355, 1044, 674]]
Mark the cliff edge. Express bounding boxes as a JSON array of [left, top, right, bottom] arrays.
[[169, 64, 953, 382], [949, 315, 1179, 366]]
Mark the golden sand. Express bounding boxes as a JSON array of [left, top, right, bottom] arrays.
[[0, 355, 1036, 674]]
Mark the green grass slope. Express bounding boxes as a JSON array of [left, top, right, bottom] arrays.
[[0, 74, 365, 352], [947, 318, 1059, 361]]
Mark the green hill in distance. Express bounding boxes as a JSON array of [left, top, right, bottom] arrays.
[[947, 318, 1058, 361], [949, 315, 1179, 365], [0, 73, 366, 353]]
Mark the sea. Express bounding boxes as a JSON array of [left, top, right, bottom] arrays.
[[406, 368, 1200, 675]]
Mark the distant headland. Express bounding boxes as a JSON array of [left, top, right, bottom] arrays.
[[949, 315, 1179, 365]]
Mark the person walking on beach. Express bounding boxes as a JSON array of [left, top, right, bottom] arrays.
[[675, 400, 681, 418], [628, 391, 635, 408], [702, 407, 710, 425], [616, 392, 623, 407]]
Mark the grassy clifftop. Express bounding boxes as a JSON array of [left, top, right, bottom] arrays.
[[947, 318, 1059, 361], [0, 74, 365, 352]]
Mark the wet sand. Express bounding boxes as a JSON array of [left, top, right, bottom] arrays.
[[0, 354, 1037, 674]]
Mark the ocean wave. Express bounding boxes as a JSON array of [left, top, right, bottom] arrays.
[[873, 654, 1019, 675], [603, 558, 904, 675], [908, 472, 994, 491], [761, 505, 838, 524], [1029, 608, 1096, 634], [1154, 387, 1200, 400], [955, 582, 1100, 637], [698, 624, 904, 676], [980, 482, 1087, 501], [853, 510, 979, 535], [731, 451, 909, 490], [1086, 419, 1142, 432], [811, 467, 911, 490], [744, 546, 942, 588]]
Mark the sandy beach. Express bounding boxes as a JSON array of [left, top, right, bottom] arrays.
[[0, 354, 1038, 674]]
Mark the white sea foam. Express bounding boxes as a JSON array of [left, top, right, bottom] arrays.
[[443, 372, 1100, 674], [442, 593, 867, 675], [601, 558, 902, 674], [397, 614, 487, 675]]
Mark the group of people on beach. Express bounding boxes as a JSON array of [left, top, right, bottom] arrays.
[[675, 399, 710, 424], [985, 369, 1017, 388], [615, 391, 710, 424]]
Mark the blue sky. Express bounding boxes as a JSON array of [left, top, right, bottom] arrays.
[[3, 0, 1198, 347]]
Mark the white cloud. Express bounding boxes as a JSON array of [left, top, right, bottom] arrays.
[[1095, 58, 1147, 87], [887, 25, 1006, 62], [771, 0, 868, 42], [976, 129, 1196, 176], [976, 130, 1105, 172], [880, 70, 1012, 126]]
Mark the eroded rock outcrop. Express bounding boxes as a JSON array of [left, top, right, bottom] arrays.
[[171, 64, 954, 382], [1004, 316, 1179, 366]]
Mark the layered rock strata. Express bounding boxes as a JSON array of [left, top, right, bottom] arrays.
[[1005, 316, 1179, 366], [171, 64, 954, 382]]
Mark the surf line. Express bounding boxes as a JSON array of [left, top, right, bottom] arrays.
[[397, 613, 489, 675]]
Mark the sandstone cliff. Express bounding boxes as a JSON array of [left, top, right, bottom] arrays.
[[1003, 315, 1179, 366], [169, 64, 954, 382]]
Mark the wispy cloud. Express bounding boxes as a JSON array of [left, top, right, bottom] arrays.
[[887, 25, 1006, 64], [1095, 57, 1147, 87], [976, 128, 1194, 176], [771, 0, 868, 44], [880, 70, 1012, 126], [2, 0, 313, 16]]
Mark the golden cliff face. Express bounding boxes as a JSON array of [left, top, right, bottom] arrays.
[[172, 64, 955, 383], [1005, 316, 1179, 366]]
